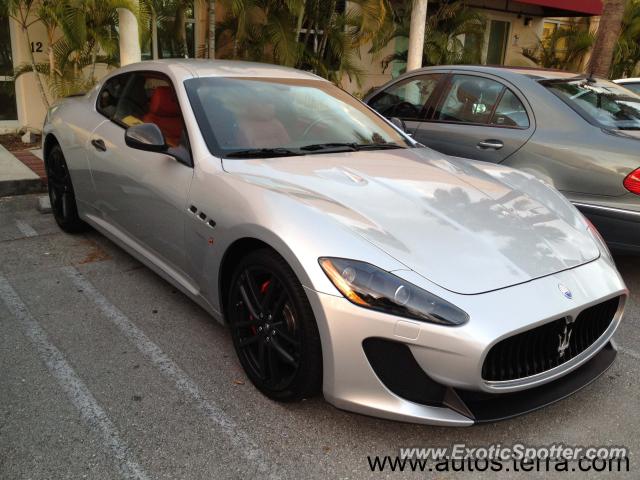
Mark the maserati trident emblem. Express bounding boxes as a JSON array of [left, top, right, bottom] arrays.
[[557, 322, 573, 358], [558, 283, 573, 299]]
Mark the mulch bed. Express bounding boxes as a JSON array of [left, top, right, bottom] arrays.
[[0, 133, 41, 152]]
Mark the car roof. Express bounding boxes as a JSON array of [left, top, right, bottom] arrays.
[[412, 65, 587, 82], [614, 78, 640, 84], [118, 58, 323, 82]]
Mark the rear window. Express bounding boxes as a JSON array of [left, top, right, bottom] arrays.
[[543, 79, 640, 130], [620, 82, 640, 96]]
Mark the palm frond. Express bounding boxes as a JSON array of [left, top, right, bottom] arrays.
[[265, 9, 300, 66], [522, 21, 594, 71]]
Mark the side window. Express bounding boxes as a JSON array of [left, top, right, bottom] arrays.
[[436, 75, 503, 125], [369, 75, 441, 120], [492, 89, 530, 128], [114, 73, 186, 148], [97, 74, 130, 119]]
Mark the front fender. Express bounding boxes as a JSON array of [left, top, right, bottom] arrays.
[[185, 170, 406, 314]]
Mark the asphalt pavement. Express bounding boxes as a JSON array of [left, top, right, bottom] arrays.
[[1, 194, 639, 479]]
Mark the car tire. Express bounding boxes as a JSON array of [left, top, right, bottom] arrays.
[[45, 144, 87, 233], [227, 248, 322, 401]]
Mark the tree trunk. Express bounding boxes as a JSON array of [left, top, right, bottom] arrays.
[[46, 26, 56, 78], [319, 0, 336, 59], [588, 0, 626, 78], [295, 1, 306, 39], [23, 25, 50, 108], [175, 5, 188, 58], [407, 0, 428, 71], [303, 0, 317, 55], [208, 0, 215, 59], [90, 41, 98, 82]]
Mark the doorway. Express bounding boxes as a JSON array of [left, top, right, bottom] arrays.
[[0, 12, 17, 121], [486, 20, 510, 65]]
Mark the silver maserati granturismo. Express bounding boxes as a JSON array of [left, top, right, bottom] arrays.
[[43, 59, 627, 426]]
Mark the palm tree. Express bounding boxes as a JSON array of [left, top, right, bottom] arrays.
[[611, 0, 640, 78], [216, 0, 303, 66], [207, 0, 215, 58], [52, 0, 140, 94], [588, 0, 626, 77], [37, 0, 62, 84], [522, 21, 595, 72], [7, 0, 140, 100], [143, 0, 197, 58], [215, 0, 392, 86], [373, 1, 486, 74]]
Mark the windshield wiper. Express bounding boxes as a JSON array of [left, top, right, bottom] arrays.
[[299, 142, 405, 152], [355, 142, 405, 150], [225, 148, 304, 158], [300, 142, 359, 152]]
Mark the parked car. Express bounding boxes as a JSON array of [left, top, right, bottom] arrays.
[[43, 59, 627, 425], [614, 77, 640, 95], [365, 66, 640, 253]]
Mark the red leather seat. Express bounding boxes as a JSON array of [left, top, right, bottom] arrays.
[[143, 86, 183, 147]]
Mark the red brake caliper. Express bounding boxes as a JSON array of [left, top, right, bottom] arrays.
[[250, 280, 271, 335]]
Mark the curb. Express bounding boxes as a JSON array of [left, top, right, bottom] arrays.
[[0, 149, 47, 197], [0, 178, 46, 197]]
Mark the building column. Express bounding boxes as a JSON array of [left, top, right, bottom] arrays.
[[406, 0, 428, 72], [118, 3, 141, 66]]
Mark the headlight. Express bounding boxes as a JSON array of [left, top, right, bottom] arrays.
[[584, 218, 613, 262], [319, 257, 469, 326]]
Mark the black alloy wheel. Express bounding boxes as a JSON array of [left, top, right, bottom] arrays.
[[227, 249, 322, 401], [46, 144, 86, 233]]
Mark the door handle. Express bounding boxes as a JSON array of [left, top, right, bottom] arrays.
[[91, 138, 107, 152], [477, 139, 504, 150]]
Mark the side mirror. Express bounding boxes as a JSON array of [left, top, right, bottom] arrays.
[[389, 116, 407, 133], [125, 123, 192, 166], [125, 123, 167, 152]]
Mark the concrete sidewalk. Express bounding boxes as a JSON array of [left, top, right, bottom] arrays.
[[0, 145, 46, 197]]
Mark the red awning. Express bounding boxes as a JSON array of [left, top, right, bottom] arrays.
[[514, 0, 603, 15]]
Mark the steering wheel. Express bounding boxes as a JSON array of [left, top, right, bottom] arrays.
[[302, 116, 334, 139], [392, 101, 420, 118]]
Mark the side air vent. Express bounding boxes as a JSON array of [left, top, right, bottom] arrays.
[[187, 204, 216, 229]]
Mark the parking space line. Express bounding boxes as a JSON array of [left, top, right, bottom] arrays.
[[15, 219, 37, 237], [63, 266, 278, 479], [0, 274, 150, 480]]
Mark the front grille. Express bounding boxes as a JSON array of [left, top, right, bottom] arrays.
[[482, 297, 620, 382]]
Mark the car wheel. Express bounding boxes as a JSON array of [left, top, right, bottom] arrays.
[[46, 144, 87, 233], [227, 248, 322, 401]]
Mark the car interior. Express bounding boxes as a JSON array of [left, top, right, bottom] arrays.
[[103, 73, 186, 147], [437, 78, 501, 124]]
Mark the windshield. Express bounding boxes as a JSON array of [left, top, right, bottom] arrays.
[[184, 77, 412, 158], [543, 78, 640, 130]]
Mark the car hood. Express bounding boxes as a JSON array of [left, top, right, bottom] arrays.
[[222, 148, 599, 294]]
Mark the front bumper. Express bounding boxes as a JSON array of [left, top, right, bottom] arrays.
[[306, 256, 627, 426]]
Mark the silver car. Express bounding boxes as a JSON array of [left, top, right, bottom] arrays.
[[43, 60, 627, 425], [615, 78, 640, 95], [365, 66, 640, 254]]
